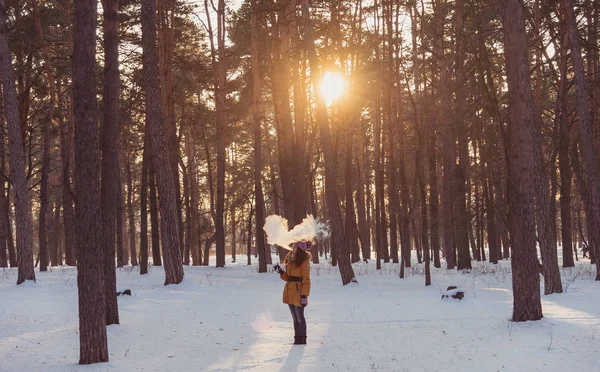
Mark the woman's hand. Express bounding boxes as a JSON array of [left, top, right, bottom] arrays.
[[273, 263, 284, 274], [301, 295, 308, 307]]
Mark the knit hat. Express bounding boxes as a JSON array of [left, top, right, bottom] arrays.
[[294, 240, 313, 251]]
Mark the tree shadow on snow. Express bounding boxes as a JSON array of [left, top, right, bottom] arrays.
[[279, 346, 305, 372]]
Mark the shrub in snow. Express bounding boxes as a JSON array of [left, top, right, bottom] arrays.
[[441, 286, 464, 300]]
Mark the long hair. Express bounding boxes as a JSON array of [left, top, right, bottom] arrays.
[[292, 248, 310, 267], [285, 247, 311, 267]]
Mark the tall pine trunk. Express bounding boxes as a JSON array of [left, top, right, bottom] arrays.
[[141, 0, 183, 284], [0, 94, 7, 268], [499, 0, 543, 321], [149, 163, 161, 265], [563, 0, 600, 280], [126, 158, 138, 266], [60, 90, 76, 266], [213, 0, 227, 268], [32, 0, 55, 272], [558, 27, 574, 268], [301, 0, 355, 285], [251, 0, 267, 273], [0, 0, 35, 284], [72, 0, 109, 362], [140, 134, 149, 273], [100, 0, 121, 324]]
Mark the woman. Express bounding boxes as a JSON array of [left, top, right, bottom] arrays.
[[274, 240, 312, 345]]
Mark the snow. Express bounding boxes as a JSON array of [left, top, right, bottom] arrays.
[[1, 257, 599, 372]]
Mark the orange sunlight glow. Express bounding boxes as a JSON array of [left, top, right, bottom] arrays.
[[320, 72, 346, 106]]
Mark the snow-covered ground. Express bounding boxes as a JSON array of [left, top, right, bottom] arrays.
[[1, 256, 599, 372]]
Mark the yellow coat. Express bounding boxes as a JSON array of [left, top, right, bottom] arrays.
[[280, 253, 311, 307]]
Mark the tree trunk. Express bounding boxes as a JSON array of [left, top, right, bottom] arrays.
[[356, 120, 370, 260], [60, 89, 76, 267], [183, 158, 191, 265], [72, 0, 109, 362], [386, 94, 399, 264], [251, 0, 267, 273], [246, 206, 253, 265], [140, 133, 149, 274], [398, 131, 411, 268], [157, 0, 184, 259], [453, 0, 471, 271], [563, 0, 600, 280], [141, 0, 183, 285], [345, 121, 360, 263], [272, 0, 297, 229], [116, 168, 126, 266], [187, 123, 201, 266], [558, 27, 574, 268], [301, 0, 355, 285], [230, 209, 236, 262], [0, 0, 35, 284], [499, 0, 543, 321], [31, 0, 55, 272], [126, 158, 138, 266], [100, 0, 121, 325], [213, 0, 227, 268], [0, 95, 7, 268], [429, 125, 441, 269], [149, 163, 161, 265], [50, 202, 61, 267]]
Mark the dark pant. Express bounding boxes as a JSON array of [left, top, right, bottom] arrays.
[[288, 304, 306, 337]]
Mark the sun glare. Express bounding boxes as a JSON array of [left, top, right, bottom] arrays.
[[320, 72, 346, 106]]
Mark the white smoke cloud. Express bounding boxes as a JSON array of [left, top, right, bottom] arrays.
[[263, 214, 329, 250]]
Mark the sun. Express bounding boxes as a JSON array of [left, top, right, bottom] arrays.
[[320, 72, 346, 106]]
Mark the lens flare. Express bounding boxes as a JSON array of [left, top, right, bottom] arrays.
[[320, 72, 346, 106]]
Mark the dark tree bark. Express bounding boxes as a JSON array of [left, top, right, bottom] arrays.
[[5, 186, 15, 267], [100, 0, 120, 325], [0, 92, 7, 268], [346, 122, 360, 263], [453, 0, 471, 271], [60, 94, 76, 267], [302, 0, 355, 285], [157, 0, 184, 259], [417, 142, 431, 286], [271, 0, 297, 229], [141, 0, 183, 284], [140, 133, 149, 274], [374, 90, 383, 270], [126, 158, 138, 266], [0, 0, 35, 284], [356, 120, 370, 260], [386, 103, 399, 264], [499, 0, 543, 321], [563, 0, 600, 280], [214, 0, 227, 268], [50, 202, 61, 266], [116, 168, 126, 266], [398, 131, 411, 268], [31, 0, 55, 272], [558, 27, 574, 268], [186, 123, 201, 266], [182, 162, 191, 265], [72, 0, 109, 362], [429, 125, 441, 269], [149, 163, 161, 265], [251, 0, 267, 273]]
